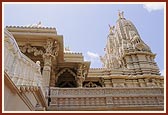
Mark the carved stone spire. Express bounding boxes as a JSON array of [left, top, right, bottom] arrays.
[[101, 11, 160, 75]]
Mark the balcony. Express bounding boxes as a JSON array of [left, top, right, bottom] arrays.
[[4, 29, 47, 110]]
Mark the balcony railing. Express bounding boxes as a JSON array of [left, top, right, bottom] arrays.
[[4, 29, 44, 95]]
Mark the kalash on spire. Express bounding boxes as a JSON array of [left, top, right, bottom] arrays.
[[100, 11, 160, 75], [118, 10, 125, 19]]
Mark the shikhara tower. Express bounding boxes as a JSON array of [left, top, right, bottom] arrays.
[[4, 11, 164, 111], [101, 11, 160, 75]]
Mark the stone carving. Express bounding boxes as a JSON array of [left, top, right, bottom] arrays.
[[50, 87, 162, 98], [84, 81, 97, 87], [44, 39, 59, 57], [47, 86, 164, 109], [20, 44, 44, 56], [100, 10, 159, 75], [76, 64, 88, 87], [55, 68, 77, 87], [41, 38, 59, 77], [76, 76, 85, 88], [98, 77, 105, 87], [42, 54, 53, 67], [100, 56, 106, 68], [111, 56, 120, 69], [50, 97, 106, 106], [109, 24, 115, 35], [36, 61, 41, 73], [56, 68, 76, 81], [45, 39, 53, 54], [52, 40, 59, 56], [4, 12, 164, 111], [106, 96, 113, 104]]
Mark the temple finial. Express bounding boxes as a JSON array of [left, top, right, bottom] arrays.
[[118, 10, 124, 19]]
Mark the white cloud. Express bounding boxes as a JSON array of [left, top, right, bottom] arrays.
[[86, 51, 102, 68], [87, 51, 99, 59], [143, 4, 164, 12], [160, 69, 164, 76]]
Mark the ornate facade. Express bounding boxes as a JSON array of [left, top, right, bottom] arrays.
[[3, 11, 164, 111]]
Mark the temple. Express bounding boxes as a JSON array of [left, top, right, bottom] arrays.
[[4, 11, 164, 111]]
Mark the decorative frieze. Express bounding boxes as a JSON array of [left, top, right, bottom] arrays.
[[50, 87, 163, 98], [50, 97, 106, 106], [49, 87, 163, 109]]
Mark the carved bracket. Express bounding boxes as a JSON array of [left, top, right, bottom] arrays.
[[44, 39, 59, 58], [20, 44, 44, 56]]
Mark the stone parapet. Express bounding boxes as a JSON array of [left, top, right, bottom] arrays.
[[49, 87, 164, 111], [4, 29, 44, 95]]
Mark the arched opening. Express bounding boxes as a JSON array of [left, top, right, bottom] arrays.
[[55, 68, 77, 88]]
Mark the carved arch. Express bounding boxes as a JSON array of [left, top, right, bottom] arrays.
[[84, 81, 97, 88], [55, 68, 77, 88], [56, 68, 76, 78]]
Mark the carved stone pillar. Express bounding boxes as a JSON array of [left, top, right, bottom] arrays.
[[42, 39, 59, 107], [42, 39, 59, 87], [76, 75, 85, 88], [76, 64, 87, 88], [50, 68, 56, 87], [42, 53, 53, 87]]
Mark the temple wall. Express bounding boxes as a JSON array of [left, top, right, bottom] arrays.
[[4, 83, 30, 111]]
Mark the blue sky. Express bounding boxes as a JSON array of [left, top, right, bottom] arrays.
[[3, 3, 165, 75]]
